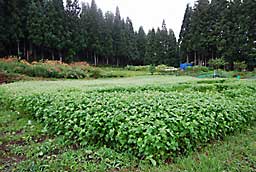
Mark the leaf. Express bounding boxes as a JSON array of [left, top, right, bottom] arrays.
[[149, 158, 157, 166]]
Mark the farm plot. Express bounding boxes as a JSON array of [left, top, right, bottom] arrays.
[[0, 76, 255, 164]]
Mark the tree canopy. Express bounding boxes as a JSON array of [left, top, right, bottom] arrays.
[[0, 0, 177, 67], [0, 0, 255, 69], [179, 0, 256, 70]]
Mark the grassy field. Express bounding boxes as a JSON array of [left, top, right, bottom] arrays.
[[0, 76, 255, 171], [1, 76, 199, 95]]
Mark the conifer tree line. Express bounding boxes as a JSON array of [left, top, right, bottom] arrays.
[[179, 0, 256, 70], [0, 0, 178, 66]]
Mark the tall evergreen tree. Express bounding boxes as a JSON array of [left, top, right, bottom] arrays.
[[113, 6, 123, 66], [208, 0, 228, 59], [124, 17, 139, 64], [80, 2, 90, 60], [101, 11, 114, 64], [145, 29, 157, 64], [241, 0, 256, 69], [167, 29, 178, 66], [27, 0, 45, 60], [86, 0, 101, 65], [136, 26, 147, 65], [65, 0, 84, 62], [179, 4, 193, 63], [0, 0, 6, 56], [190, 0, 210, 65], [50, 0, 66, 61], [5, 0, 24, 56]]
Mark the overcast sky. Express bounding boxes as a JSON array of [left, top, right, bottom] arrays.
[[80, 0, 195, 37]]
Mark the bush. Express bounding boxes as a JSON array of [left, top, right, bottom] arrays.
[[186, 66, 209, 73], [234, 61, 247, 71], [149, 64, 156, 75], [156, 65, 178, 75], [208, 58, 227, 69], [88, 67, 102, 78], [125, 65, 149, 71]]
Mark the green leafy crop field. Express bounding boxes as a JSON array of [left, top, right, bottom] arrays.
[[0, 76, 256, 170]]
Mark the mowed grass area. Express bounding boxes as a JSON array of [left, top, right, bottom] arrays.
[[0, 76, 256, 171]]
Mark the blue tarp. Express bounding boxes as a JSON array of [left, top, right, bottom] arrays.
[[180, 63, 193, 70]]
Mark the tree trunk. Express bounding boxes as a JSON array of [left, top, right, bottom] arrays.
[[41, 47, 44, 60], [194, 51, 197, 65], [199, 55, 202, 66], [186, 54, 189, 63], [34, 48, 37, 60], [51, 50, 54, 60], [94, 53, 97, 66], [27, 42, 32, 61], [23, 40, 26, 59], [58, 50, 62, 62], [17, 40, 20, 59], [116, 57, 119, 67], [106, 56, 109, 65]]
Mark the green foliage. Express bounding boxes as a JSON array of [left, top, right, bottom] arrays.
[[1, 106, 256, 171], [208, 58, 227, 69], [149, 64, 156, 75], [1, 79, 256, 164], [186, 66, 209, 74], [87, 67, 102, 78], [0, 60, 89, 79], [125, 65, 148, 71], [178, 0, 255, 69], [234, 61, 248, 71], [156, 65, 178, 75]]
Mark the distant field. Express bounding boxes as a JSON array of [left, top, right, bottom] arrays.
[[0, 76, 255, 171], [2, 76, 199, 95]]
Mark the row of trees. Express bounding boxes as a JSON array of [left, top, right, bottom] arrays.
[[1, 0, 255, 69], [179, 0, 256, 70], [0, 0, 177, 66]]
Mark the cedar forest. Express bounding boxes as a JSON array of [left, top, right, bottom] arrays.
[[0, 0, 255, 69]]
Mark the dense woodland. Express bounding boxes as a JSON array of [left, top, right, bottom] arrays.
[[0, 0, 255, 69], [179, 0, 256, 70]]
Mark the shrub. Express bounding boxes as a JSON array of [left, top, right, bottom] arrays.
[[88, 67, 102, 78], [125, 65, 148, 71], [149, 64, 156, 75], [156, 65, 178, 75], [234, 61, 247, 71], [186, 66, 209, 73], [208, 58, 227, 69]]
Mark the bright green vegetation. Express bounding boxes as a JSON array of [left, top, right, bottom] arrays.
[[0, 59, 149, 82], [1, 59, 255, 85], [1, 76, 256, 171], [0, 106, 256, 171], [1, 76, 198, 96]]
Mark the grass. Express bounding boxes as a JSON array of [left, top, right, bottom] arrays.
[[0, 108, 255, 172], [1, 75, 201, 96]]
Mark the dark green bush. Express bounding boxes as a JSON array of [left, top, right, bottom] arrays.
[[186, 66, 209, 73], [125, 65, 148, 71]]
